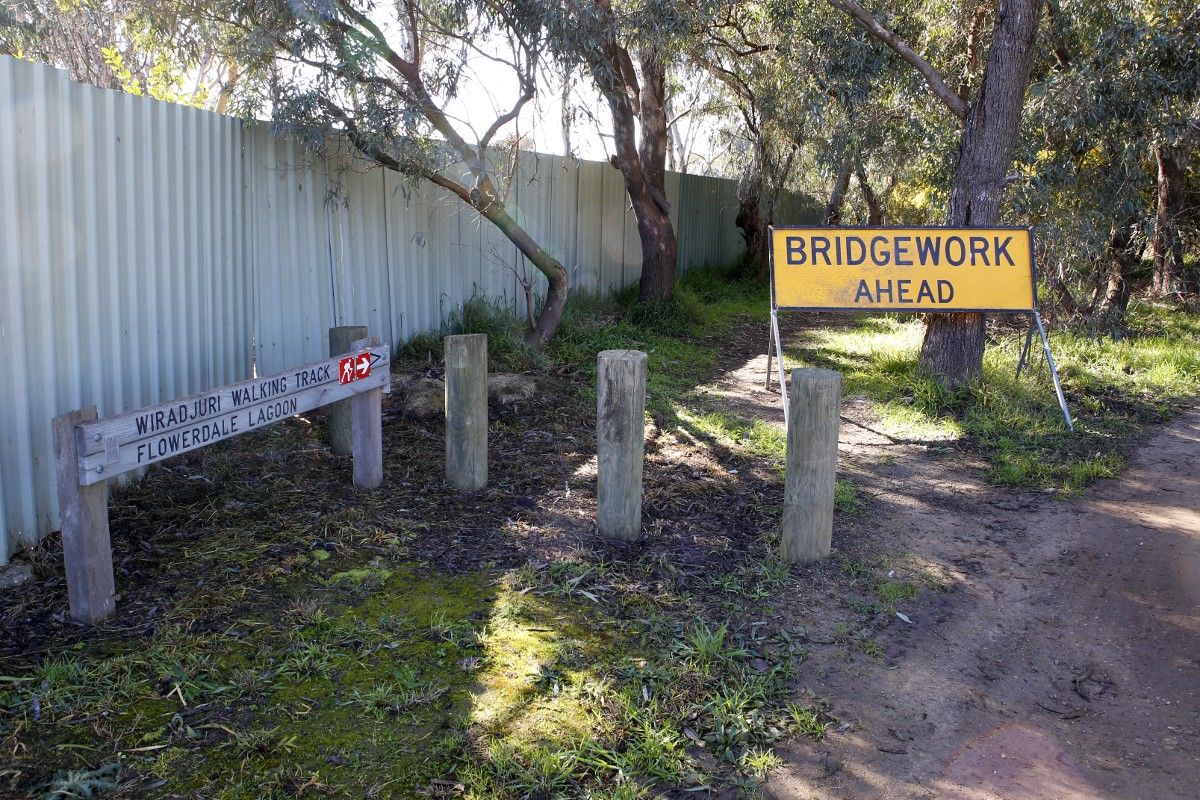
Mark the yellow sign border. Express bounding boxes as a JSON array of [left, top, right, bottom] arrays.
[[768, 225, 1038, 313]]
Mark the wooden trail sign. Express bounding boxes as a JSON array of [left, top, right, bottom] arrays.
[[74, 345, 389, 485], [54, 337, 390, 623]]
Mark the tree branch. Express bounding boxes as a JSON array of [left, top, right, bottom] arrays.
[[826, 0, 968, 120], [320, 96, 475, 207], [424, 171, 473, 203]]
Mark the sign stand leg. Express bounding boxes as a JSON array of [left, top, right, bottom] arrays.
[[764, 322, 775, 391], [1015, 320, 1036, 379], [771, 309, 789, 427], [1034, 312, 1074, 432], [53, 407, 115, 623]]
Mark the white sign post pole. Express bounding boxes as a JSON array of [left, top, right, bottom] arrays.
[[1035, 312, 1074, 432], [771, 308, 789, 428]]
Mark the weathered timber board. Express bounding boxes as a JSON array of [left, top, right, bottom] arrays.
[[75, 346, 390, 485]]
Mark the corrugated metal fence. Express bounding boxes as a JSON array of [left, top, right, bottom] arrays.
[[0, 55, 814, 564], [1, 57, 250, 564]]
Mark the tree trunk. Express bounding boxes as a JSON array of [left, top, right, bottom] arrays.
[[1097, 218, 1139, 327], [631, 191, 679, 301], [1049, 265, 1079, 319], [1151, 142, 1185, 297], [599, 49, 676, 301], [918, 0, 1040, 386], [736, 171, 770, 280], [824, 152, 854, 225], [737, 135, 774, 280], [633, 51, 678, 302], [217, 60, 240, 115], [477, 199, 569, 349], [560, 70, 574, 158], [855, 165, 883, 225], [1046, 0, 1072, 70]]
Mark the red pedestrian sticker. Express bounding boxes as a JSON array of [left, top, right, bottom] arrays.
[[339, 352, 372, 384]]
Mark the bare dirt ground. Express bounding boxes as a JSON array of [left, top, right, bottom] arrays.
[[702, 319, 1200, 800]]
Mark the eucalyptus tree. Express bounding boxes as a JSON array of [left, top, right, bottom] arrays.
[[826, 0, 1042, 385], [1, 0, 228, 105], [2, 0, 130, 89], [529, 1, 725, 302], [694, 1, 923, 276], [772, 1, 934, 227], [1017, 1, 1200, 324], [166, 0, 571, 346], [1139, 12, 1199, 299], [692, 2, 800, 277], [1150, 134, 1192, 296]]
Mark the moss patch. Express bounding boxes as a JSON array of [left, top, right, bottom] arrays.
[[6, 543, 810, 799], [3, 561, 652, 799]]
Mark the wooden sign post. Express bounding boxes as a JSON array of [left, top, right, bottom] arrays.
[[597, 349, 647, 540], [53, 337, 391, 623], [782, 368, 841, 563], [329, 325, 369, 455]]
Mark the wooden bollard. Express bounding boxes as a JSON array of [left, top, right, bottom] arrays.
[[329, 325, 368, 454], [52, 407, 115, 623], [782, 368, 842, 562], [445, 334, 487, 491], [351, 336, 384, 489], [597, 349, 647, 540]]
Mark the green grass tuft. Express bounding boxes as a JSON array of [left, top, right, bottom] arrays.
[[784, 303, 1200, 491], [397, 293, 539, 372], [834, 479, 863, 514], [876, 578, 919, 606], [785, 702, 835, 740], [548, 267, 767, 419]]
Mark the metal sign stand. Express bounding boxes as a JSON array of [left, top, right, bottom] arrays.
[[764, 224, 1073, 437], [765, 308, 790, 426], [1015, 322, 1036, 379], [1014, 311, 1073, 431], [768, 308, 1073, 433]]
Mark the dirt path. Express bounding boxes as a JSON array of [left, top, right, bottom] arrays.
[[698, 321, 1199, 800]]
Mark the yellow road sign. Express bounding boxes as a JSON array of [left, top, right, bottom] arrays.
[[770, 227, 1035, 312]]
